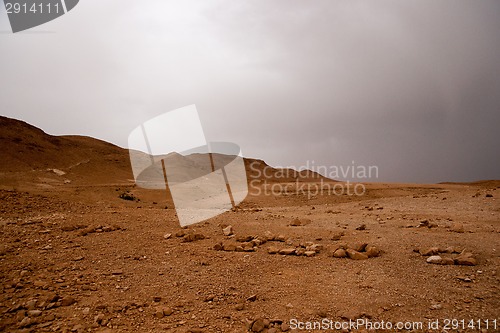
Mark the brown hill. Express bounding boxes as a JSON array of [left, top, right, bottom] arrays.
[[0, 116, 131, 185], [0, 116, 333, 188]]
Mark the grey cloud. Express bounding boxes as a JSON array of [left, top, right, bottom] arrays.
[[0, 0, 499, 182]]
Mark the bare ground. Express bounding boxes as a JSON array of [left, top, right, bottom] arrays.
[[0, 181, 499, 333]]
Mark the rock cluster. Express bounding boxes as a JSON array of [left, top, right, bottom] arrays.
[[269, 241, 323, 257], [173, 230, 206, 243], [78, 225, 122, 236], [181, 233, 206, 243], [4, 293, 78, 329], [418, 219, 438, 229], [213, 240, 257, 252], [331, 243, 381, 260], [214, 230, 285, 252], [213, 233, 265, 252], [213, 229, 382, 260], [418, 247, 478, 266]]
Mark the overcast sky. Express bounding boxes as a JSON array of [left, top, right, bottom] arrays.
[[1, 0, 499, 183]]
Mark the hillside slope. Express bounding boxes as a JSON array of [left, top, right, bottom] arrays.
[[0, 116, 334, 187]]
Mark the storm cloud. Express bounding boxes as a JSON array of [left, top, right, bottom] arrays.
[[1, 0, 499, 182]]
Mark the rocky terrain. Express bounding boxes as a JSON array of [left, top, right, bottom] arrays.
[[0, 116, 499, 332]]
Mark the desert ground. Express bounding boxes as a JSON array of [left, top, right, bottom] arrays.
[[0, 116, 499, 333]]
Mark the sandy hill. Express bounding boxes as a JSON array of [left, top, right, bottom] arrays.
[[0, 116, 333, 187], [0, 116, 131, 184]]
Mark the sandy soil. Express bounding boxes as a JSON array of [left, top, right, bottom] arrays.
[[0, 180, 499, 333]]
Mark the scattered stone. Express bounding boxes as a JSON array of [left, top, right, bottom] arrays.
[[50, 168, 66, 176], [18, 317, 32, 328], [450, 223, 465, 233], [213, 242, 223, 251], [23, 299, 35, 310], [306, 244, 323, 253], [94, 313, 105, 325], [295, 247, 306, 256], [154, 308, 164, 318], [251, 319, 266, 332], [235, 303, 244, 311], [252, 238, 265, 246], [222, 225, 234, 236], [346, 249, 368, 260], [247, 294, 257, 302], [440, 257, 455, 265], [365, 246, 380, 258], [78, 226, 96, 236], [333, 248, 347, 258], [281, 323, 290, 331], [242, 242, 255, 252], [175, 230, 186, 237], [420, 247, 439, 256], [275, 235, 286, 242], [486, 193, 493, 198], [263, 231, 275, 241], [267, 246, 279, 254], [430, 303, 443, 310], [349, 243, 368, 252], [304, 251, 316, 257], [279, 248, 296, 255], [27, 309, 42, 317], [455, 253, 477, 266], [418, 219, 429, 227], [457, 276, 473, 282], [356, 224, 366, 231], [182, 233, 205, 242], [440, 246, 454, 253], [223, 243, 237, 252], [236, 235, 253, 242], [330, 232, 343, 241], [426, 255, 443, 264], [163, 233, 172, 239], [289, 218, 302, 226], [60, 296, 76, 306]]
